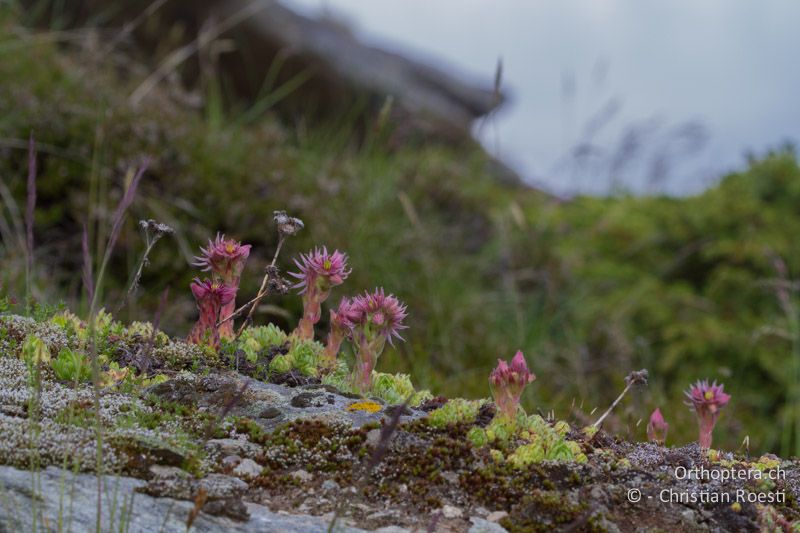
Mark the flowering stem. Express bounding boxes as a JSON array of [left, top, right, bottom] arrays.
[[352, 334, 385, 393], [353, 351, 374, 393], [116, 239, 158, 313], [217, 275, 240, 340], [592, 382, 633, 429], [229, 233, 286, 337], [699, 421, 714, 449], [323, 329, 345, 364], [189, 300, 222, 349], [593, 369, 648, 429], [294, 287, 328, 340]]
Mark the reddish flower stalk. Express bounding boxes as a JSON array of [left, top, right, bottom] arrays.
[[193, 234, 251, 340], [349, 288, 408, 392], [289, 247, 350, 339], [489, 350, 536, 419], [188, 278, 236, 350], [323, 297, 359, 365], [647, 408, 669, 444], [684, 380, 730, 449]]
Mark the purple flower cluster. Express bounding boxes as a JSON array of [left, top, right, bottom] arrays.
[[684, 380, 731, 449], [489, 351, 536, 420], [192, 234, 250, 340], [188, 278, 237, 349], [323, 297, 360, 365], [647, 408, 669, 444], [347, 289, 408, 391], [289, 247, 351, 339], [643, 380, 730, 449]]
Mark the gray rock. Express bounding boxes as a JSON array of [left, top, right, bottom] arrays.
[[0, 465, 368, 532], [146, 377, 198, 405], [469, 517, 509, 532], [148, 373, 423, 435], [441, 471, 459, 485], [205, 438, 262, 459], [486, 511, 508, 522], [198, 474, 249, 499], [144, 464, 196, 499], [290, 469, 313, 483], [222, 455, 242, 469], [258, 406, 283, 419], [366, 429, 383, 447], [440, 505, 462, 519], [290, 392, 328, 408], [233, 458, 262, 479], [321, 479, 340, 492]]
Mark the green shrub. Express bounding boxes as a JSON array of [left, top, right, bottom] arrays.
[[51, 347, 92, 382]]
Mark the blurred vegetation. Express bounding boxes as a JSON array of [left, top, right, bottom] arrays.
[[1, 6, 799, 455]]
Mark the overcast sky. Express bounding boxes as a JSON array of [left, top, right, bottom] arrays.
[[286, 0, 800, 195]]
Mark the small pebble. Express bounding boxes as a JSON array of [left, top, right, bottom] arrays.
[[291, 469, 313, 482], [486, 511, 508, 522], [233, 458, 262, 478], [221, 455, 241, 469], [441, 505, 463, 519], [321, 479, 340, 492]]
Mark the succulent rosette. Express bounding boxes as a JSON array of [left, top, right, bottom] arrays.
[[349, 288, 408, 392], [192, 233, 251, 339], [188, 278, 237, 349], [647, 408, 669, 444], [684, 380, 730, 449], [289, 247, 350, 339], [489, 350, 536, 420]]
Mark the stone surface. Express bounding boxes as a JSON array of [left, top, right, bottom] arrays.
[[486, 510, 509, 523], [469, 517, 509, 533], [233, 458, 262, 479], [205, 438, 262, 460], [145, 374, 424, 434], [290, 469, 313, 483], [0, 465, 369, 532], [440, 504, 463, 519], [321, 479, 340, 492]]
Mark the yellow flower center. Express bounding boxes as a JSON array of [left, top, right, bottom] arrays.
[[226, 243, 235, 253], [704, 390, 714, 400], [324, 259, 332, 270]]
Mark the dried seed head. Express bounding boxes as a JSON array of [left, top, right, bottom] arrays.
[[139, 219, 174, 240], [625, 369, 649, 387], [274, 210, 304, 237]]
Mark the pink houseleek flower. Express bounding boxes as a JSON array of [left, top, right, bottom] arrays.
[[647, 408, 669, 444], [349, 288, 408, 392], [289, 247, 350, 339], [323, 297, 359, 365], [489, 350, 536, 420], [188, 278, 236, 350], [684, 380, 731, 449], [193, 233, 251, 340]]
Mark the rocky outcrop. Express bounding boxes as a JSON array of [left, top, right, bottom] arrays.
[[1, 312, 798, 531], [0, 465, 369, 532]]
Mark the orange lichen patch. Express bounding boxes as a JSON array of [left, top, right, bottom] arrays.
[[346, 401, 383, 413]]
